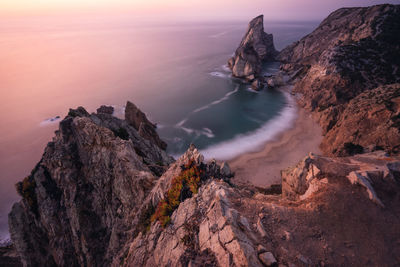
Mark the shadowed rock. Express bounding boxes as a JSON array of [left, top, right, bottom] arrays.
[[8, 106, 173, 266], [97, 105, 114, 114], [125, 101, 167, 150]]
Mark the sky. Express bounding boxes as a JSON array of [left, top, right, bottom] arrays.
[[0, 0, 399, 21]]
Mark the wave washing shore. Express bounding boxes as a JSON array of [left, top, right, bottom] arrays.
[[200, 90, 297, 160]]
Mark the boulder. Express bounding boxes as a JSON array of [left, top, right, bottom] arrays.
[[220, 162, 232, 177], [265, 73, 284, 89], [251, 79, 264, 91], [259, 252, 277, 266]]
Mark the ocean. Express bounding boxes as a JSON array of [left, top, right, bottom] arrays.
[[0, 15, 318, 240]]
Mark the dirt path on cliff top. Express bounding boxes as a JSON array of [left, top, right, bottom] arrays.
[[229, 101, 323, 188]]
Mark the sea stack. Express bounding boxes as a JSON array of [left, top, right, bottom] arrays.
[[228, 15, 278, 89]]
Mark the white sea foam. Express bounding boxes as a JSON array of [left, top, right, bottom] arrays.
[[39, 116, 61, 126], [200, 92, 297, 160], [246, 87, 259, 93], [176, 118, 188, 127], [202, 127, 215, 138], [175, 86, 238, 139], [180, 126, 215, 138], [209, 71, 229, 78], [221, 64, 231, 72], [209, 31, 228, 38], [193, 86, 239, 113], [156, 124, 166, 129], [193, 106, 209, 113]]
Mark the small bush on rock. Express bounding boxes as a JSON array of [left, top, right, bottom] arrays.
[[151, 160, 204, 227]]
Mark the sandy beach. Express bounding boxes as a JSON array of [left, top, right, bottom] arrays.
[[228, 91, 323, 187]]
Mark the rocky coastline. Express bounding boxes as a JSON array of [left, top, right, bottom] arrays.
[[278, 4, 400, 156], [5, 4, 400, 267]]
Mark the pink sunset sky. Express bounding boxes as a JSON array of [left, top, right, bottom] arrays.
[[1, 0, 398, 21]]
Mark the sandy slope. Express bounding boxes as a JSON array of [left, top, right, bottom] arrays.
[[229, 89, 322, 187]]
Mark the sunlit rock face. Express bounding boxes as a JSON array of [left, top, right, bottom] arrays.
[[228, 15, 278, 82], [278, 4, 400, 155]]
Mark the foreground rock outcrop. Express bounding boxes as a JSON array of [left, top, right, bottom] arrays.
[[9, 105, 173, 266], [278, 4, 400, 155], [228, 15, 278, 89], [8, 101, 400, 266]]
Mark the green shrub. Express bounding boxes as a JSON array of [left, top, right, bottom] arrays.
[[151, 160, 203, 227]]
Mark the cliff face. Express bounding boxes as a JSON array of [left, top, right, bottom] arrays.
[[321, 83, 400, 156], [121, 152, 400, 267], [7, 102, 400, 266], [278, 4, 400, 155], [10, 105, 400, 267], [228, 15, 278, 86], [125, 101, 167, 151], [8, 105, 173, 266]]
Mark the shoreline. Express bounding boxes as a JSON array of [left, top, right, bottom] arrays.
[[200, 86, 297, 161], [228, 87, 323, 187]]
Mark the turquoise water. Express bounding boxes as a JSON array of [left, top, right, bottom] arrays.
[[159, 62, 288, 158], [0, 16, 318, 240]]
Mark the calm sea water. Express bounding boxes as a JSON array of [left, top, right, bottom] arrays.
[[0, 15, 318, 240]]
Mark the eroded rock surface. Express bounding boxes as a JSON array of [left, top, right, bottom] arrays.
[[8, 120, 400, 266], [228, 15, 278, 83], [278, 4, 400, 155], [9, 106, 173, 266]]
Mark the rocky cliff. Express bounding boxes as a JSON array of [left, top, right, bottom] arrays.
[[228, 15, 278, 89], [7, 4, 400, 267], [8, 104, 400, 266], [125, 101, 167, 151], [278, 4, 400, 155], [8, 104, 173, 266]]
